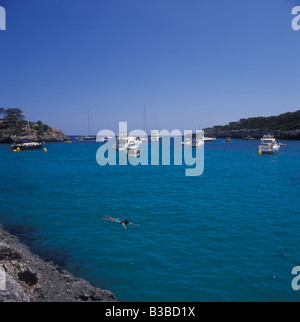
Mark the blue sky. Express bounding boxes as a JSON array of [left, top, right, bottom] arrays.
[[0, 0, 300, 135]]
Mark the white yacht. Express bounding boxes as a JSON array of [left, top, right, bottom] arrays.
[[113, 135, 142, 151], [127, 136, 142, 150], [258, 135, 280, 154]]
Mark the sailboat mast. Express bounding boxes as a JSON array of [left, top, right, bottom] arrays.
[[26, 107, 32, 139], [143, 106, 147, 134], [88, 110, 91, 137]]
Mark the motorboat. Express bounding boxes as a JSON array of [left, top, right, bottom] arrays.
[[203, 137, 216, 142], [258, 135, 280, 154], [113, 135, 142, 151]]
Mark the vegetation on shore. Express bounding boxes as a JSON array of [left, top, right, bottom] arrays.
[[0, 108, 69, 142], [0, 108, 50, 136], [205, 110, 300, 132]]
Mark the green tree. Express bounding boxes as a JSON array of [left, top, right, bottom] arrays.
[[3, 108, 24, 125], [0, 107, 4, 119]]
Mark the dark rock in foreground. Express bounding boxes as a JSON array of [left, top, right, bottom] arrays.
[[0, 226, 117, 302]]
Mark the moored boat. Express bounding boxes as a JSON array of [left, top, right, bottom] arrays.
[[203, 137, 216, 142], [10, 107, 43, 151], [11, 140, 43, 151], [258, 135, 280, 154]]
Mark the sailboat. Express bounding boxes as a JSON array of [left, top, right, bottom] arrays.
[[11, 107, 43, 151], [78, 110, 96, 141]]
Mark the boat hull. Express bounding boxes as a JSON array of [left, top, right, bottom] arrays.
[[259, 145, 280, 154], [11, 143, 43, 151]]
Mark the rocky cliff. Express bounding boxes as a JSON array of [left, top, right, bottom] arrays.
[[0, 226, 117, 302]]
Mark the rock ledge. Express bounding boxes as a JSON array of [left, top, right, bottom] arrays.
[[0, 226, 117, 302]]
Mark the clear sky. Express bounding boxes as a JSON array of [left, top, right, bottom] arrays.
[[0, 0, 300, 135]]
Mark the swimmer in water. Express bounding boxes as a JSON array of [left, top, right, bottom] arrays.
[[102, 216, 139, 229]]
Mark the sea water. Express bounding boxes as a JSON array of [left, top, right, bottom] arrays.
[[0, 139, 299, 302]]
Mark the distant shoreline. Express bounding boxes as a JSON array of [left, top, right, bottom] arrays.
[[203, 129, 300, 140]]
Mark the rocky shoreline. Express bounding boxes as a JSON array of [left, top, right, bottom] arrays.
[[0, 225, 117, 302]]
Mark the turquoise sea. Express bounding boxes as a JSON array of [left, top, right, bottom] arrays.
[[0, 139, 300, 302]]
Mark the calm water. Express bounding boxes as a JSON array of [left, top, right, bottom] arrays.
[[0, 139, 300, 302]]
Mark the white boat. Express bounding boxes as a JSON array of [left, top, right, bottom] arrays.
[[258, 135, 280, 154], [182, 133, 204, 147], [127, 136, 142, 149], [190, 139, 204, 147], [97, 136, 108, 143], [113, 136, 128, 151], [203, 137, 216, 142], [113, 135, 142, 151], [128, 149, 140, 158]]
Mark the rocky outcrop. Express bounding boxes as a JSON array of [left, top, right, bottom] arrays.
[[0, 120, 70, 143], [0, 226, 117, 302], [204, 129, 300, 140]]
